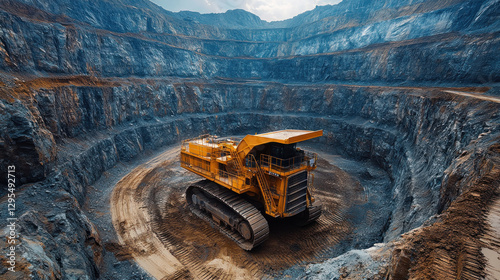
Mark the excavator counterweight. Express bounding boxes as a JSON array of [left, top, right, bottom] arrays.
[[180, 129, 323, 250]]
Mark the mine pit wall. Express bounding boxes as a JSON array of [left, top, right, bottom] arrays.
[[1, 4, 499, 84], [1, 80, 499, 278]]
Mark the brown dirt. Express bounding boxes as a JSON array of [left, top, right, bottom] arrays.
[[21, 75, 120, 89], [110, 145, 365, 279], [0, 72, 492, 107], [388, 143, 500, 280], [482, 195, 500, 279], [0, 75, 121, 102], [110, 147, 185, 279]]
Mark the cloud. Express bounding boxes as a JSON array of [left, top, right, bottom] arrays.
[[156, 0, 216, 13], [151, 0, 341, 21]]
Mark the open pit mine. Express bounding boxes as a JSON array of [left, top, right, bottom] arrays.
[[0, 0, 499, 279]]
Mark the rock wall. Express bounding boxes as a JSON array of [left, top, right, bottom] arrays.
[[1, 80, 499, 279], [1, 0, 499, 83], [3, 78, 498, 226], [1, 0, 499, 278]]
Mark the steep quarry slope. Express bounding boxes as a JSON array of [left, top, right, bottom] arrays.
[[1, 0, 499, 80], [0, 0, 499, 279]]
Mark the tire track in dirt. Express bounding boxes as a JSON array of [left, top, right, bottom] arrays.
[[111, 147, 186, 279], [481, 196, 500, 280], [111, 145, 369, 279]]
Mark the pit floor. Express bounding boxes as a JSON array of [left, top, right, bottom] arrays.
[[87, 144, 392, 279]]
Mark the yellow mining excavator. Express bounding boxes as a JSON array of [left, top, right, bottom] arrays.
[[180, 130, 323, 250]]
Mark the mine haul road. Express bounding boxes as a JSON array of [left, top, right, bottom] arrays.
[[110, 147, 186, 279]]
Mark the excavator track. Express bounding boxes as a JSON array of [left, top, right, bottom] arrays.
[[186, 180, 270, 250]]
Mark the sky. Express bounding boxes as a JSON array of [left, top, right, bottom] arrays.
[[150, 0, 342, 22]]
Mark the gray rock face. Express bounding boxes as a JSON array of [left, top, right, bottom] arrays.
[[0, 0, 499, 82], [4, 79, 499, 229], [0, 0, 499, 279], [0, 186, 102, 279], [2, 78, 499, 278], [0, 99, 56, 184]]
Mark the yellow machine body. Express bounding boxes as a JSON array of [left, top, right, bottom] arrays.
[[180, 130, 323, 218]]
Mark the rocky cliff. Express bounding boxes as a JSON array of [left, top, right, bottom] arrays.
[[0, 0, 499, 279], [1, 0, 499, 81]]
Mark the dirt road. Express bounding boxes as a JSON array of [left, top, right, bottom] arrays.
[[443, 90, 500, 103], [110, 147, 186, 279]]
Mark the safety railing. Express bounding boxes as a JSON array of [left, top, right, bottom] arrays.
[[248, 154, 278, 217], [181, 150, 244, 188], [216, 169, 244, 188], [181, 135, 241, 157], [180, 152, 212, 177], [181, 134, 215, 155], [259, 152, 317, 173], [308, 172, 315, 196]]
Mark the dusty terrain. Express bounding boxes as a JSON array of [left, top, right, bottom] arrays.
[[105, 140, 500, 280], [1, 0, 499, 278], [1, 74, 498, 278], [105, 143, 392, 279], [388, 143, 500, 280]]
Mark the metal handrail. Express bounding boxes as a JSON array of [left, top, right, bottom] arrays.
[[181, 135, 241, 155], [216, 169, 244, 187], [181, 152, 243, 187], [181, 134, 216, 153], [308, 173, 315, 196], [248, 154, 278, 216], [259, 152, 317, 172]]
